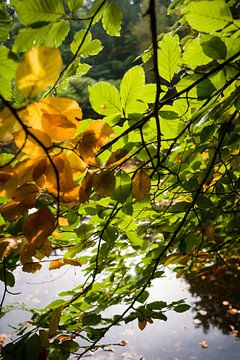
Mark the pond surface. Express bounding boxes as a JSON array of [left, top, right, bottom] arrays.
[[1, 260, 240, 360]]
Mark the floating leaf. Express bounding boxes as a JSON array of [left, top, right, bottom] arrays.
[[16, 46, 62, 98], [132, 170, 151, 201]]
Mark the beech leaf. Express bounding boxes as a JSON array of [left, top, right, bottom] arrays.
[[16, 46, 62, 98], [132, 170, 151, 201]]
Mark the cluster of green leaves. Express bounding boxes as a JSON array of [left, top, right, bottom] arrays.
[[0, 0, 240, 359]]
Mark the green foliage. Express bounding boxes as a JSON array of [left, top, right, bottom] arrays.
[[0, 0, 240, 358]]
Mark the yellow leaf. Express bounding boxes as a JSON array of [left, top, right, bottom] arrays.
[[15, 128, 52, 156], [22, 262, 42, 273], [0, 107, 21, 141], [16, 46, 62, 98], [78, 120, 114, 165], [65, 150, 87, 178], [93, 170, 116, 197], [58, 217, 69, 226], [132, 169, 151, 201], [21, 207, 55, 263]]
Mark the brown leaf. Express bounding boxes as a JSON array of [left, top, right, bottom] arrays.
[[21, 207, 55, 263], [63, 258, 82, 266], [132, 169, 151, 201], [106, 148, 129, 169], [0, 236, 22, 259], [49, 306, 62, 337], [22, 262, 42, 273], [200, 340, 208, 349], [93, 171, 116, 197], [79, 172, 94, 203], [138, 319, 147, 331]]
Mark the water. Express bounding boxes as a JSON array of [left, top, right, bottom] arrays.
[[0, 262, 240, 360]]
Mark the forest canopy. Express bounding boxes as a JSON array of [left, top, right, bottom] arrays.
[[0, 0, 240, 358]]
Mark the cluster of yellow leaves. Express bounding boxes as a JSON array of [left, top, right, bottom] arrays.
[[0, 45, 152, 271]]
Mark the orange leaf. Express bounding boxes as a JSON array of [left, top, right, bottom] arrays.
[[0, 107, 21, 141], [63, 258, 82, 266], [93, 171, 116, 197], [49, 259, 65, 270], [132, 169, 151, 201], [22, 262, 42, 273], [21, 207, 55, 263], [0, 183, 39, 221], [14, 128, 52, 156], [16, 46, 62, 98]]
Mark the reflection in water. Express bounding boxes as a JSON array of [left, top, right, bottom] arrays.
[[1, 265, 240, 359], [185, 262, 240, 338]]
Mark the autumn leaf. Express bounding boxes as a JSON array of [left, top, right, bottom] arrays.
[[0, 236, 22, 259], [14, 128, 53, 156], [0, 107, 21, 142], [79, 172, 94, 203], [49, 306, 62, 337], [49, 257, 82, 270], [138, 318, 147, 331], [0, 183, 39, 221], [132, 169, 151, 201], [93, 170, 116, 197], [16, 46, 62, 98], [33, 152, 79, 204], [49, 258, 65, 270], [106, 148, 129, 169], [22, 262, 42, 273], [77, 120, 114, 165], [21, 207, 55, 263]]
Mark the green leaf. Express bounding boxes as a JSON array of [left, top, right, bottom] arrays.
[[196, 195, 214, 208], [0, 267, 15, 287], [201, 36, 227, 60], [0, 4, 11, 40], [12, 0, 65, 26], [112, 171, 131, 203], [197, 78, 216, 100], [183, 0, 233, 33], [13, 21, 70, 52], [0, 45, 18, 100], [174, 303, 191, 313], [160, 117, 183, 140], [158, 33, 181, 83], [83, 313, 101, 326], [147, 301, 167, 310], [87, 0, 108, 25], [71, 30, 103, 58], [68, 0, 83, 13], [102, 3, 122, 36], [26, 334, 41, 360], [120, 66, 147, 115], [182, 37, 212, 69], [137, 290, 149, 303], [89, 82, 121, 116]]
